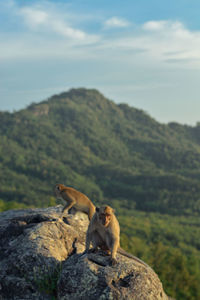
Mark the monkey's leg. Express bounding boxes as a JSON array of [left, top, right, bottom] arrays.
[[90, 231, 106, 253], [88, 209, 93, 221], [88, 206, 95, 221], [85, 231, 103, 254], [99, 244, 111, 256], [68, 207, 76, 215]]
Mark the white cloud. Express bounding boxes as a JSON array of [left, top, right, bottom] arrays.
[[1, 0, 200, 69], [50, 19, 86, 40], [143, 20, 188, 36], [99, 19, 200, 67], [104, 17, 130, 28], [17, 5, 98, 44], [140, 20, 200, 64], [143, 20, 168, 31], [20, 7, 48, 27]]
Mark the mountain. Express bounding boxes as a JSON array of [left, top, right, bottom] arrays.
[[1, 88, 200, 300], [0, 88, 200, 215]]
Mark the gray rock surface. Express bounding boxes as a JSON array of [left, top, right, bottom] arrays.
[[0, 206, 170, 300], [58, 252, 168, 300]]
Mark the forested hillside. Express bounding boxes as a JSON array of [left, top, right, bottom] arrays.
[[0, 88, 200, 299], [0, 88, 200, 214]]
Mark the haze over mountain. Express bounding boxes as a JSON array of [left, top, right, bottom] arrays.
[[0, 88, 200, 215]]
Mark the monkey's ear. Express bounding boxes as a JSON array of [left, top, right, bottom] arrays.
[[96, 207, 100, 212], [112, 208, 115, 213]]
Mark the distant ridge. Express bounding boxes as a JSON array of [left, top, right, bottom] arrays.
[[0, 88, 200, 215]]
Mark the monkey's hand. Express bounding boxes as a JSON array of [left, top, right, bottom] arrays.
[[102, 249, 111, 256], [83, 248, 98, 255], [59, 213, 64, 219], [110, 257, 117, 266], [87, 248, 98, 254]]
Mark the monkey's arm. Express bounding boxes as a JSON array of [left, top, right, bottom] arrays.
[[61, 201, 75, 214], [85, 229, 92, 251], [85, 214, 98, 253], [60, 202, 74, 219], [84, 229, 99, 254], [59, 189, 76, 213], [85, 216, 95, 251], [109, 236, 119, 265]]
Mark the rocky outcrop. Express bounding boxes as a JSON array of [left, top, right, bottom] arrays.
[[29, 103, 49, 116], [58, 251, 168, 300], [0, 206, 170, 300]]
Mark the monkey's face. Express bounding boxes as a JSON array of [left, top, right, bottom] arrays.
[[98, 212, 111, 227], [96, 206, 113, 227]]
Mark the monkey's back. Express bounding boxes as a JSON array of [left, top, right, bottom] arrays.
[[62, 186, 88, 201], [62, 186, 95, 212]]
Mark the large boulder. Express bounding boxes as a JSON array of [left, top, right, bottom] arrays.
[[58, 251, 168, 300], [0, 206, 171, 300]]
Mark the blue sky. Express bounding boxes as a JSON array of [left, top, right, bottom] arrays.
[[1, 0, 200, 125]]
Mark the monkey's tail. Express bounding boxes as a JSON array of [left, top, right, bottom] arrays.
[[117, 247, 151, 269]]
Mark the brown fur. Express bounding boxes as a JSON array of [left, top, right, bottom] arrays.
[[55, 184, 96, 220], [85, 205, 150, 267]]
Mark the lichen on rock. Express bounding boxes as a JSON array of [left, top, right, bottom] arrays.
[[0, 206, 171, 300]]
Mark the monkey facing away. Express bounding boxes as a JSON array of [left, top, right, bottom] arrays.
[[55, 184, 96, 220], [85, 205, 150, 267]]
